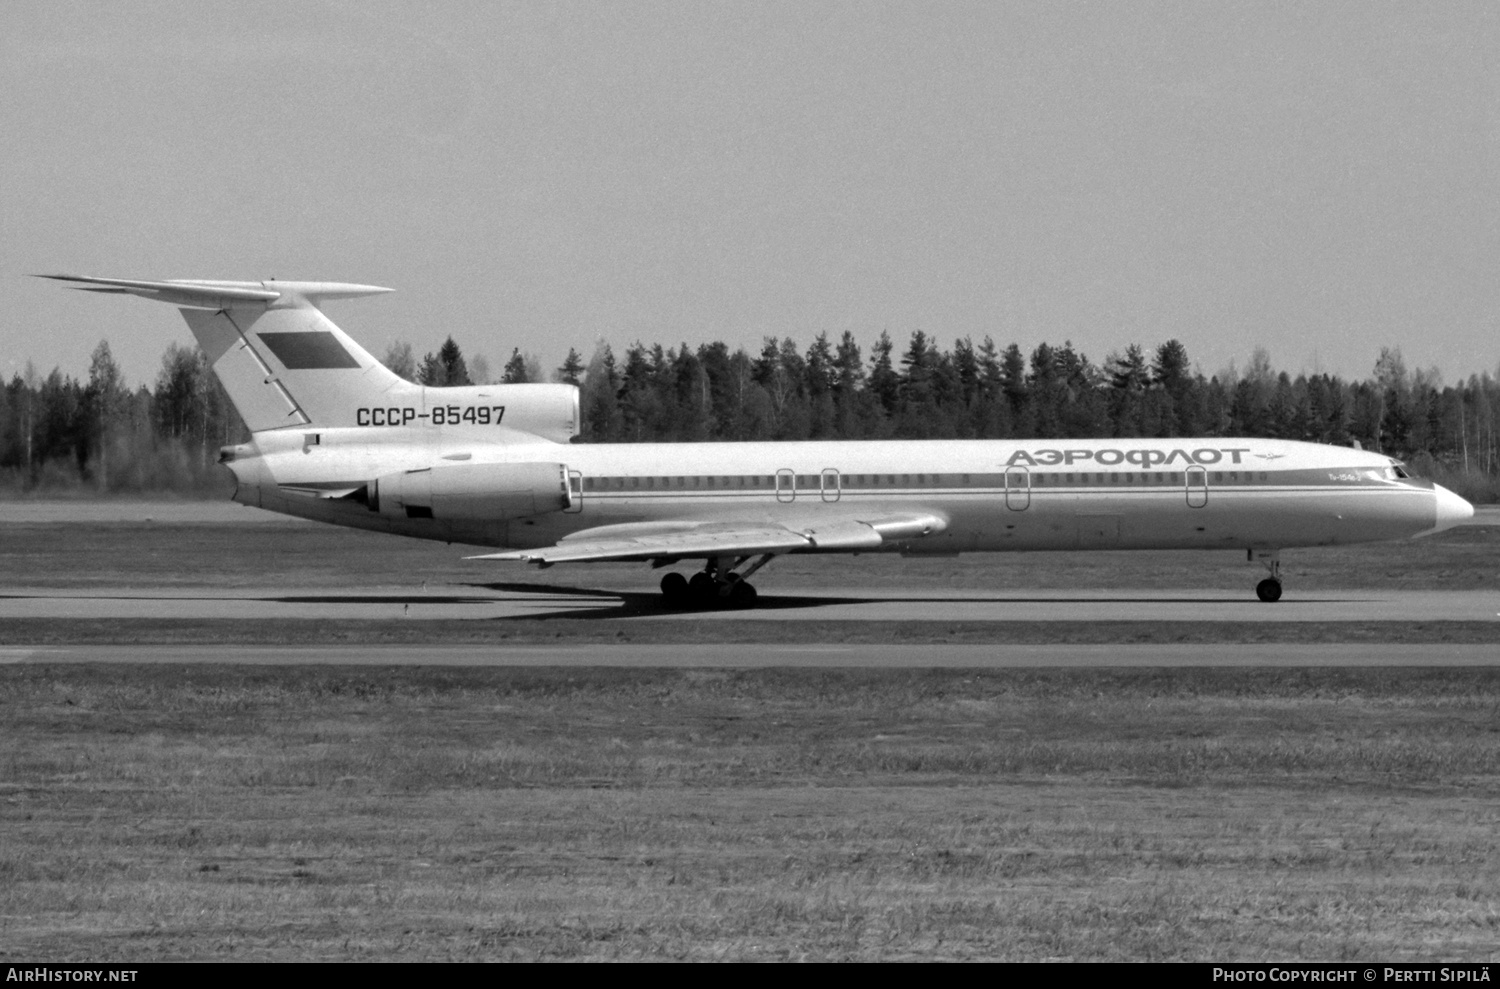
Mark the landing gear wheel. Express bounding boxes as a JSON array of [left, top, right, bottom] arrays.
[[1256, 578, 1283, 603], [660, 572, 688, 605], [688, 571, 717, 604], [728, 581, 758, 609]]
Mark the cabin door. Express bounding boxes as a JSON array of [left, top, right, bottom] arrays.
[[1185, 465, 1208, 508], [776, 468, 796, 503], [1005, 467, 1030, 511], [820, 468, 841, 503]]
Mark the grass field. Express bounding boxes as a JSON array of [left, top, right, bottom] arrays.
[[3, 665, 1499, 961], [1, 510, 1498, 960]]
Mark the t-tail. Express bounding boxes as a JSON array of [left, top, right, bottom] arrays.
[[36, 275, 578, 442]]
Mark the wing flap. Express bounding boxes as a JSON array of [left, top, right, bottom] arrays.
[[796, 519, 883, 550], [470, 524, 812, 564], [467, 512, 947, 565]]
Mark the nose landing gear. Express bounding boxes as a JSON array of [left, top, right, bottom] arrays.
[[1251, 549, 1282, 602], [660, 554, 773, 609]]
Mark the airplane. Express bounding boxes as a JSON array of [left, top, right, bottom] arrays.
[[41, 274, 1475, 607]]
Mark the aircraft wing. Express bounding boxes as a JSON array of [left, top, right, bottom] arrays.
[[467, 513, 945, 565]]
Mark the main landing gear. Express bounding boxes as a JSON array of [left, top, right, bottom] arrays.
[[1251, 549, 1282, 603], [660, 554, 774, 610]]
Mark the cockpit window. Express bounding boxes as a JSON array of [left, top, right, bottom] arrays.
[[1389, 462, 1412, 479]]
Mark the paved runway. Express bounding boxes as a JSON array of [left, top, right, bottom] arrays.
[[2, 583, 1498, 622], [2, 642, 1497, 667]]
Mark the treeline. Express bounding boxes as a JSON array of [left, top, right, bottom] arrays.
[[1, 342, 244, 495], [5, 331, 1500, 502]]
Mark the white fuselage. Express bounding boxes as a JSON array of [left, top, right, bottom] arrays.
[[224, 428, 1458, 556]]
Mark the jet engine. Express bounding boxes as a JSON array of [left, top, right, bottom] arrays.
[[367, 462, 572, 521]]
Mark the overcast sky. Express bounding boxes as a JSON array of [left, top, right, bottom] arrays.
[[4, 0, 1497, 390]]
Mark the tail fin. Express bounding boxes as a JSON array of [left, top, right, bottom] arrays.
[[40, 275, 404, 432], [43, 275, 581, 442], [177, 297, 406, 431]]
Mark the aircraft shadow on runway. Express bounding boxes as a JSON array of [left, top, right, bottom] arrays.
[[461, 581, 1352, 620], [467, 581, 869, 617], [0, 589, 1366, 620]]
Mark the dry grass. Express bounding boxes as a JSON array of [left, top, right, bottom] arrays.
[[3, 665, 1499, 960]]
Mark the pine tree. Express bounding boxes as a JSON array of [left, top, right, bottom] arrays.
[[867, 332, 900, 417], [953, 337, 980, 408], [1152, 339, 1196, 435], [438, 337, 472, 386], [999, 343, 1028, 415], [1027, 343, 1061, 438], [1151, 340, 1191, 395], [556, 347, 585, 386], [804, 333, 836, 397], [1108, 345, 1150, 393], [1266, 373, 1298, 438], [501, 348, 529, 384], [804, 334, 837, 439]]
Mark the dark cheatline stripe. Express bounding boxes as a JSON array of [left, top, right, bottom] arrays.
[[257, 331, 360, 370]]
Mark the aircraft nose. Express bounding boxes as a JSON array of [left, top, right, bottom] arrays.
[[1432, 484, 1475, 532]]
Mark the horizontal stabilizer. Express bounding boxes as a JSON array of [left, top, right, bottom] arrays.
[[35, 274, 393, 310]]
